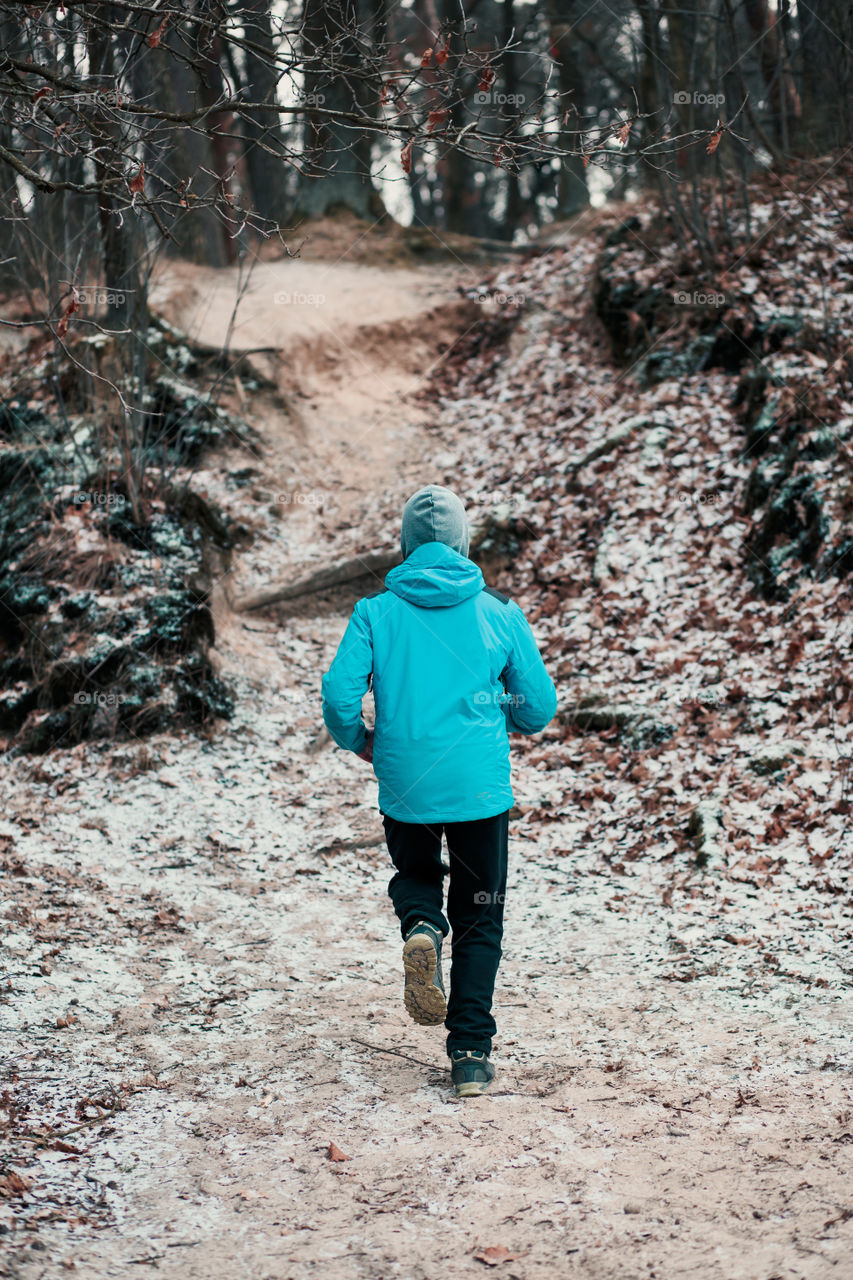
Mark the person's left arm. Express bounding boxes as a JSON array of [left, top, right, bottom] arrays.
[[321, 600, 373, 754], [501, 601, 558, 735]]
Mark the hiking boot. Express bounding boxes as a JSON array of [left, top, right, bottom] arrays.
[[450, 1049, 495, 1098], [402, 920, 447, 1027]]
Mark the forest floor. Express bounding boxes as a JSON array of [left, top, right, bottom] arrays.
[[2, 221, 852, 1280]]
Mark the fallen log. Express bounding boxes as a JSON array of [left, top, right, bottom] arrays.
[[234, 548, 398, 612], [564, 419, 636, 474], [563, 412, 674, 483], [233, 511, 529, 612]]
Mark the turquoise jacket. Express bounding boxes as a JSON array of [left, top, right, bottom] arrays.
[[321, 541, 557, 823]]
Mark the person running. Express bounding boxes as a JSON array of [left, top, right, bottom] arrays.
[[321, 485, 557, 1097]]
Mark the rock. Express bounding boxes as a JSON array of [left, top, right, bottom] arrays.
[[470, 507, 531, 574], [592, 521, 621, 587], [603, 216, 642, 247], [0, 683, 38, 731], [0, 405, 234, 753], [562, 691, 675, 751], [744, 472, 827, 601], [686, 799, 725, 866], [823, 535, 853, 579], [748, 741, 806, 774], [639, 420, 672, 466], [745, 395, 781, 455]]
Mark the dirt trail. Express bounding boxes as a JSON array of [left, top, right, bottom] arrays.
[[151, 255, 476, 591], [2, 255, 852, 1280]]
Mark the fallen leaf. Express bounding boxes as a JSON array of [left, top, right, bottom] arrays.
[[474, 1245, 516, 1266], [0, 1172, 31, 1198], [328, 1142, 350, 1162]]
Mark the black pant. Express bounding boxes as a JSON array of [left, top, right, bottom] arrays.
[[382, 810, 509, 1057]]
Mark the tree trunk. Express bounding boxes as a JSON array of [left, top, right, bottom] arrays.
[[438, 0, 474, 235], [86, 9, 148, 522], [295, 0, 385, 220], [546, 0, 590, 218], [85, 15, 144, 333], [145, 22, 229, 265], [742, 0, 800, 151], [239, 0, 292, 226], [796, 0, 853, 153], [633, 0, 662, 184], [501, 0, 523, 240]]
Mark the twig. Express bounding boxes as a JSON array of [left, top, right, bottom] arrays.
[[13, 1104, 125, 1145], [352, 1037, 449, 1073]]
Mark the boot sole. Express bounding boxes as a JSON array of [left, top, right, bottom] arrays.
[[455, 1078, 494, 1098], [402, 933, 447, 1027]]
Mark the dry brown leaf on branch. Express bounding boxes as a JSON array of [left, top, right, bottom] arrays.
[[56, 296, 79, 339], [148, 17, 169, 47], [128, 163, 146, 195]]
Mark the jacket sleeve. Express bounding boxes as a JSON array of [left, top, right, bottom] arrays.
[[321, 600, 373, 753], [501, 602, 558, 735]]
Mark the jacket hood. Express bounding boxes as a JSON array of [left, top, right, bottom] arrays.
[[401, 485, 470, 560], [385, 541, 484, 608]]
